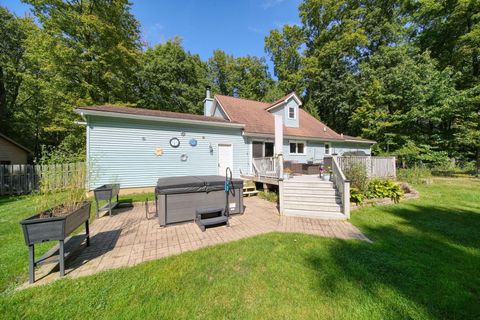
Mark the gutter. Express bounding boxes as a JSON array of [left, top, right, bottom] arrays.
[[242, 132, 375, 144], [74, 109, 245, 129]]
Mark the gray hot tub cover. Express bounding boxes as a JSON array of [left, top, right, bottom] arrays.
[[155, 175, 243, 194]]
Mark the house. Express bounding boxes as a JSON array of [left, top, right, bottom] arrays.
[[0, 132, 32, 164], [75, 88, 374, 192]]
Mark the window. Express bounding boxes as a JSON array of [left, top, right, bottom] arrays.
[[0, 160, 11, 165], [252, 141, 263, 158], [289, 141, 306, 155], [324, 143, 331, 155], [253, 141, 275, 158], [264, 142, 274, 157], [288, 106, 296, 119]]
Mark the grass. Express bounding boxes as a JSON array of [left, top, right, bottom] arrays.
[[0, 192, 153, 294], [0, 179, 479, 319]]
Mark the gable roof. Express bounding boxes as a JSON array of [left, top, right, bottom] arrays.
[[0, 132, 32, 154], [266, 92, 302, 111], [214, 94, 373, 143], [76, 97, 375, 144], [75, 105, 244, 128]]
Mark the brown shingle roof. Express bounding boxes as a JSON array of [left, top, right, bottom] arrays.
[[76, 105, 237, 124], [77, 98, 375, 143], [215, 95, 347, 141]]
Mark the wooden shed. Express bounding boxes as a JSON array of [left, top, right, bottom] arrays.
[[0, 133, 32, 164]]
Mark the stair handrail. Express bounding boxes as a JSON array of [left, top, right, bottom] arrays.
[[332, 156, 350, 219]]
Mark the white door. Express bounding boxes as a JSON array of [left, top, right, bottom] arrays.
[[218, 144, 233, 176]]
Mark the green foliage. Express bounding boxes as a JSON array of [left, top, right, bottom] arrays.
[[265, 24, 305, 93], [350, 187, 365, 205], [397, 166, 432, 184], [266, 0, 480, 171], [342, 161, 369, 193], [366, 179, 404, 203], [258, 190, 278, 203], [137, 38, 207, 114], [207, 50, 274, 101], [1, 1, 141, 159]]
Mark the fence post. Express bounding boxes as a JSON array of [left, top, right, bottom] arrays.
[[344, 180, 350, 219]]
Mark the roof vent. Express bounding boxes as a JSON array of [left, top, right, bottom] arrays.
[[323, 127, 327, 132], [340, 133, 343, 137]]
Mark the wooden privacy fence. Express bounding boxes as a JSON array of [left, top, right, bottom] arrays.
[[336, 156, 396, 178], [0, 162, 85, 196]]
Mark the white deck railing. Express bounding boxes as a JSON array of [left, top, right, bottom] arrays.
[[336, 156, 396, 178], [252, 157, 279, 179], [332, 156, 350, 218]]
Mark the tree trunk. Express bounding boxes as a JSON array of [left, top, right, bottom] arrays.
[[0, 66, 7, 133]]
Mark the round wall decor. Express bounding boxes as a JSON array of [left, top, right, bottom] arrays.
[[189, 138, 198, 147], [154, 147, 163, 156], [180, 154, 188, 161], [169, 137, 180, 148]]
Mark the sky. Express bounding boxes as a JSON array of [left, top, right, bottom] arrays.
[[1, 0, 302, 68]]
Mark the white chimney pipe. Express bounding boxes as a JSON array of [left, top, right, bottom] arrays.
[[206, 86, 211, 99]]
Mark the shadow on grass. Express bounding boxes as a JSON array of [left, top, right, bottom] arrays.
[[305, 203, 480, 319], [0, 194, 33, 206]]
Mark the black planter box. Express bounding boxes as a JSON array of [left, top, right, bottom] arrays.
[[93, 184, 120, 217], [21, 202, 91, 245], [20, 202, 91, 283]]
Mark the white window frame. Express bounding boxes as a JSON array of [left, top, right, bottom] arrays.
[[288, 106, 296, 119], [324, 143, 331, 155], [289, 140, 306, 155]]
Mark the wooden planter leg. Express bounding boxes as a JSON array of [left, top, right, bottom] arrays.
[[28, 245, 35, 284], [59, 240, 65, 277], [85, 220, 90, 247]]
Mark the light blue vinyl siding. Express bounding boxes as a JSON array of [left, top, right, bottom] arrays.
[[213, 104, 228, 119], [87, 116, 250, 189], [270, 98, 299, 128]]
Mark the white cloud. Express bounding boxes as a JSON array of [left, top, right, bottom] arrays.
[[261, 0, 286, 9], [142, 23, 166, 46]]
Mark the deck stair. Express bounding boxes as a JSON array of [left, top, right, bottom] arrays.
[[282, 177, 346, 220]]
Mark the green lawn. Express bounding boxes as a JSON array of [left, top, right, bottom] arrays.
[[1, 179, 479, 319]]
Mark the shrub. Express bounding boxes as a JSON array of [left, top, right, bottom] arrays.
[[367, 179, 404, 203], [342, 161, 369, 193], [258, 190, 278, 203], [397, 166, 432, 184], [350, 188, 365, 205]]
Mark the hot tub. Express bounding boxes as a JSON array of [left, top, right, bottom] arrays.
[[155, 175, 244, 226]]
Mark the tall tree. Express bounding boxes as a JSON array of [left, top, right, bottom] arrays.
[[24, 0, 142, 105], [265, 24, 305, 93], [207, 50, 274, 101], [137, 38, 207, 114], [0, 7, 31, 135]]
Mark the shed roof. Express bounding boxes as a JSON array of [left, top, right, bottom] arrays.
[[0, 132, 32, 154]]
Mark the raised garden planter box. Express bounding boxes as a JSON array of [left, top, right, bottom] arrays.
[[20, 201, 91, 283], [93, 184, 120, 217]]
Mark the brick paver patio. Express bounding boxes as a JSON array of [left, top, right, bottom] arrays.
[[29, 197, 369, 286]]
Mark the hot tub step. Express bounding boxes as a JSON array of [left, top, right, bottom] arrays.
[[196, 207, 229, 232]]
